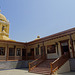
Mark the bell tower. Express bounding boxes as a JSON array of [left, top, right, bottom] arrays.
[[0, 10, 10, 40]]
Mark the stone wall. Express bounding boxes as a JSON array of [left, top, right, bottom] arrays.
[[0, 60, 32, 70], [69, 58, 75, 71]]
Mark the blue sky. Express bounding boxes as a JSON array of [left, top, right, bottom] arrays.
[[0, 0, 75, 42]]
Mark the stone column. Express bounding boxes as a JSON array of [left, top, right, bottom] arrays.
[[70, 34, 74, 58], [6, 44, 9, 61]]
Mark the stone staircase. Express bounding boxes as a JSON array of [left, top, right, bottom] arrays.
[[30, 59, 55, 75]]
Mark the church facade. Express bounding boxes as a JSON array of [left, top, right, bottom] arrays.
[[0, 11, 75, 73]]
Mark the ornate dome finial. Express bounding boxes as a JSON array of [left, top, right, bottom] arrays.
[[0, 6, 1, 13], [35, 35, 40, 40], [0, 10, 1, 13], [37, 35, 40, 38]]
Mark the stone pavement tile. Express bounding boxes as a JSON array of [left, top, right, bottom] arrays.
[[0, 69, 42, 75], [58, 72, 75, 75], [0, 69, 75, 75]]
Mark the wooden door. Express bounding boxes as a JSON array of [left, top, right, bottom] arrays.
[[22, 49, 26, 60], [31, 48, 34, 59], [60, 40, 70, 56]]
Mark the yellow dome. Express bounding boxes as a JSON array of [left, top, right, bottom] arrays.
[[0, 13, 7, 21], [35, 35, 40, 40]]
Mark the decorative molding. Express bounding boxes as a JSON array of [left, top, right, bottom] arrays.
[[0, 32, 9, 35], [0, 20, 9, 25]]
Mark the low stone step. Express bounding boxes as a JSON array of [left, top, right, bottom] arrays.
[[30, 70, 51, 75]]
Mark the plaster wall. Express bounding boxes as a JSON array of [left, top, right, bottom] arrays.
[[54, 60, 70, 75], [69, 58, 75, 71], [69, 33, 75, 58]]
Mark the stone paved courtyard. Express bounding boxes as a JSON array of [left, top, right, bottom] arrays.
[[0, 68, 41, 75], [58, 72, 75, 75], [0, 68, 75, 75]]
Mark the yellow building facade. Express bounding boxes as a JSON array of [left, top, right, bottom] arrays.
[[0, 12, 10, 40], [0, 11, 75, 60], [0, 12, 27, 61], [0, 11, 75, 74]]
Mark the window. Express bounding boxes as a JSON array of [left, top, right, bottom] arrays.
[[9, 48, 15, 56], [36, 47, 39, 55], [47, 45, 56, 53], [0, 47, 5, 55], [16, 48, 21, 56]]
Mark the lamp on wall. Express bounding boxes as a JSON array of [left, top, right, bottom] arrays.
[[70, 46, 72, 49], [55, 42, 58, 46], [24, 46, 26, 48], [37, 44, 40, 48], [74, 40, 75, 44], [14, 45, 16, 49]]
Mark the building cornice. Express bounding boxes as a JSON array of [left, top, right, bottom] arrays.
[[0, 40, 27, 45], [27, 28, 75, 45]]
